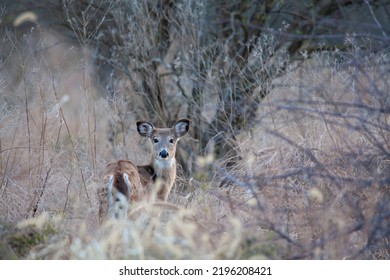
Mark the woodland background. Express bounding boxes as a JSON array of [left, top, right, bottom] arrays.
[[0, 0, 389, 259]]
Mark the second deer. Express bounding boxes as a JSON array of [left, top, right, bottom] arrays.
[[98, 119, 190, 222]]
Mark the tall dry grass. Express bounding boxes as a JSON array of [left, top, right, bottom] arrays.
[[0, 4, 389, 260]]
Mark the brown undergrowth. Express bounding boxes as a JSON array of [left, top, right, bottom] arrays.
[[0, 19, 389, 259]]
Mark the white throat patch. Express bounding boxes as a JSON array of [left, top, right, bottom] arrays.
[[154, 158, 175, 174]]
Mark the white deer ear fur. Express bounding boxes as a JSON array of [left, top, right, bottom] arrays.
[[137, 121, 155, 138], [173, 119, 190, 138]]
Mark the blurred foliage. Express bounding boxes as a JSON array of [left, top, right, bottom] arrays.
[[0, 1, 389, 260], [0, 218, 58, 259], [1, 0, 389, 171]]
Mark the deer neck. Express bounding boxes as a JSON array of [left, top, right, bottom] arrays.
[[149, 157, 177, 201], [152, 157, 176, 179]]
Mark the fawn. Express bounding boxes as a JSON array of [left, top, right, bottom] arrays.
[[98, 119, 190, 222]]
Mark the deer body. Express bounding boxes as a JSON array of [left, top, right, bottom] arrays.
[[98, 119, 190, 222]]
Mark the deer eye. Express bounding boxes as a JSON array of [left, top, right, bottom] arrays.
[[153, 138, 159, 143], [169, 138, 174, 143]]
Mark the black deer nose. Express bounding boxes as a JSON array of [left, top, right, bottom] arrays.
[[159, 150, 169, 158]]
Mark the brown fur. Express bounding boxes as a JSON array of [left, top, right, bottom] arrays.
[[98, 160, 143, 223], [98, 119, 190, 222]]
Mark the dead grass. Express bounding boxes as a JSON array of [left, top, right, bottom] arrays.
[[1, 17, 389, 260]]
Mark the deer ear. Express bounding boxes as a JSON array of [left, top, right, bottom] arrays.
[[173, 119, 190, 138], [137, 121, 155, 138]]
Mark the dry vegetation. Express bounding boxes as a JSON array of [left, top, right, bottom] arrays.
[[0, 1, 389, 259]]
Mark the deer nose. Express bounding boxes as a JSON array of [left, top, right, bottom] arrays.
[[159, 150, 169, 158]]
